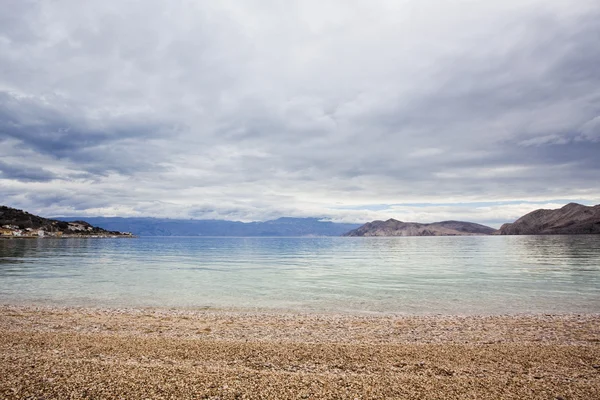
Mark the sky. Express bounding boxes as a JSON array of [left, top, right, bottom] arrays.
[[1, 0, 599, 227]]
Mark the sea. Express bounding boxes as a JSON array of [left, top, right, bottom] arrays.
[[1, 235, 599, 315]]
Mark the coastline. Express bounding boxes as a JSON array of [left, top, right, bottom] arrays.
[[1, 305, 599, 398], [0, 235, 137, 239]]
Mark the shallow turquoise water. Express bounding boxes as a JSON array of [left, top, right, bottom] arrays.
[[1, 236, 599, 314]]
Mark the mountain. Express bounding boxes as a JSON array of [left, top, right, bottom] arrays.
[[0, 206, 130, 237], [499, 203, 600, 235], [343, 219, 496, 236], [55, 216, 361, 237]]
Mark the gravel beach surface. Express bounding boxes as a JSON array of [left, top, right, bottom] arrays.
[[1, 305, 599, 399]]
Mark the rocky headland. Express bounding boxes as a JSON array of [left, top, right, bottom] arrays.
[[499, 202, 600, 235], [344, 219, 496, 237], [0, 206, 133, 238]]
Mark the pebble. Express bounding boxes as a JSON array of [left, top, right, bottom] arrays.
[[1, 305, 599, 399]]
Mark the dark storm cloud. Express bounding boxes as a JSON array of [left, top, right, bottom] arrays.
[[0, 91, 174, 176], [0, 160, 57, 182]]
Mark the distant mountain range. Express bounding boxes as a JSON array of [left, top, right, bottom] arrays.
[[499, 203, 600, 235], [5, 202, 598, 238], [56, 216, 361, 237], [343, 219, 496, 236]]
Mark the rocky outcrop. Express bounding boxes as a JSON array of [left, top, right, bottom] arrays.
[[0, 205, 131, 236], [343, 219, 496, 237], [499, 203, 600, 235]]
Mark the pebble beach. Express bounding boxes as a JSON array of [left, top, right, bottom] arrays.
[[1, 305, 599, 399]]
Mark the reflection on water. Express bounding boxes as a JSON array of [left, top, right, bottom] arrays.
[[0, 235, 599, 314]]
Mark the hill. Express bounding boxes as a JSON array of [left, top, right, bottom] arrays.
[[0, 206, 131, 237], [55, 216, 361, 237], [343, 219, 496, 236], [499, 203, 600, 235]]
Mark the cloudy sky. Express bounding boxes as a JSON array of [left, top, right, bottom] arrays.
[[1, 0, 599, 227]]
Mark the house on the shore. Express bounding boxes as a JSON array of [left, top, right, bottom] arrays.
[[68, 223, 92, 232], [2, 224, 19, 230], [1, 227, 63, 237]]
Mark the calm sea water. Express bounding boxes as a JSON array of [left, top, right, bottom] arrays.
[[1, 236, 599, 314]]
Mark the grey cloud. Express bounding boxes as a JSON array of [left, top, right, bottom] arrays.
[[0, 1, 599, 221], [0, 160, 58, 182], [0, 91, 175, 176], [581, 116, 600, 141], [0, 0, 41, 44]]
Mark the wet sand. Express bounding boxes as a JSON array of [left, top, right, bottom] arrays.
[[1, 305, 599, 399]]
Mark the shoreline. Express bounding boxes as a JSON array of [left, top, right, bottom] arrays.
[[3, 299, 599, 318], [2, 303, 600, 343], [4, 300, 600, 315], [1, 305, 599, 398], [0, 235, 136, 239]]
